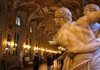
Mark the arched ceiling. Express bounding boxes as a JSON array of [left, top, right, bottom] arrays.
[[0, 0, 100, 40]]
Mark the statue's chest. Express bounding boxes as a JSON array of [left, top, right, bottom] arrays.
[[58, 24, 95, 48]]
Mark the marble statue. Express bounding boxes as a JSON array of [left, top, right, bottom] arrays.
[[52, 6, 100, 70]]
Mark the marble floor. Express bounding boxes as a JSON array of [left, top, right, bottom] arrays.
[[21, 60, 61, 70]]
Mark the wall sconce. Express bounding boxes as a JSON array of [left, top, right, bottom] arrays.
[[27, 45, 31, 49], [7, 42, 14, 47], [33, 47, 58, 53], [14, 43, 18, 47], [7, 42, 11, 46], [33, 47, 38, 51], [41, 48, 45, 51], [58, 51, 61, 54], [33, 47, 46, 51], [46, 49, 58, 53], [11, 42, 14, 47], [23, 44, 31, 49]]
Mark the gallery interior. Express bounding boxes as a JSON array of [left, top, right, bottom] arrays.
[[0, 0, 100, 70]]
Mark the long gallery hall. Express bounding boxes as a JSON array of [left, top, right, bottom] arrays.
[[0, 0, 100, 70]]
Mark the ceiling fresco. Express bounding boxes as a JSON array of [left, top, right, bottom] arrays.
[[0, 0, 100, 40]]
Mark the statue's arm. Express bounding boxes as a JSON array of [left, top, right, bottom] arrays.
[[68, 38, 100, 54], [76, 10, 100, 26]]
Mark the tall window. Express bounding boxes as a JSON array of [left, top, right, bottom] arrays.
[[16, 17, 20, 26], [30, 26, 32, 33]]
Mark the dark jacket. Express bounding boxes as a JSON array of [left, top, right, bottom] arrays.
[[46, 56, 53, 66]]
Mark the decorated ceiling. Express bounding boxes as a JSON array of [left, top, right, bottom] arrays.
[[0, 0, 100, 40]]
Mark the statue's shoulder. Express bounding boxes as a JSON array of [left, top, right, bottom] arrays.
[[60, 22, 76, 31], [61, 22, 73, 27]]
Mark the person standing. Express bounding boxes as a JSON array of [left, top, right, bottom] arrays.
[[33, 53, 40, 70], [46, 53, 53, 70]]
